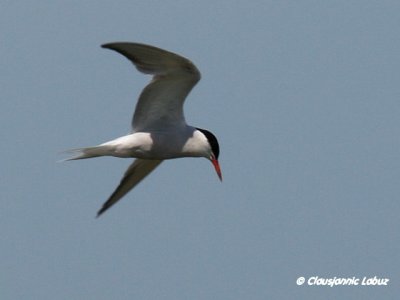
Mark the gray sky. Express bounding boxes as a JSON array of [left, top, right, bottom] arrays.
[[1, 1, 399, 299]]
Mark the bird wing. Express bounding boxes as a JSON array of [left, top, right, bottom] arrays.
[[97, 159, 163, 217], [102, 42, 201, 131]]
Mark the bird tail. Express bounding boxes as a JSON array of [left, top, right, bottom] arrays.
[[61, 145, 112, 161]]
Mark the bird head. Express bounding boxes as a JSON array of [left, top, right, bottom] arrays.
[[196, 128, 222, 181]]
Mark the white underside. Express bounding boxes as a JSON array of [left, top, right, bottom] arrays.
[[74, 126, 211, 161]]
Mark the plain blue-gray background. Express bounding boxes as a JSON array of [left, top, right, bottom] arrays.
[[1, 1, 399, 299]]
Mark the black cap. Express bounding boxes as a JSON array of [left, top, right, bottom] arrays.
[[196, 128, 220, 159]]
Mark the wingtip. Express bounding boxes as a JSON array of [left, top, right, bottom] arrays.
[[101, 42, 129, 50], [101, 43, 113, 50], [96, 206, 106, 218], [101, 43, 130, 55]]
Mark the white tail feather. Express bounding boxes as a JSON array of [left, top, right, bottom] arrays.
[[62, 145, 111, 161]]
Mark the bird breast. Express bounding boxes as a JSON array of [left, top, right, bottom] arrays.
[[103, 128, 209, 160]]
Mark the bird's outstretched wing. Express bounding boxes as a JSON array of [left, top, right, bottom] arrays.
[[97, 159, 163, 217], [102, 42, 201, 131]]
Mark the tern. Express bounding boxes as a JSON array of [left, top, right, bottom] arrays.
[[66, 42, 222, 217]]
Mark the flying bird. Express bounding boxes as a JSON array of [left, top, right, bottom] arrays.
[[66, 42, 222, 217]]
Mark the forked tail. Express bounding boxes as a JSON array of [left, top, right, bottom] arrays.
[[62, 145, 111, 161]]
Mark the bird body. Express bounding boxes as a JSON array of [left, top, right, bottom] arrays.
[[70, 126, 213, 160], [66, 42, 221, 216]]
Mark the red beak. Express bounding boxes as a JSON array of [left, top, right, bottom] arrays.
[[211, 158, 222, 181]]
